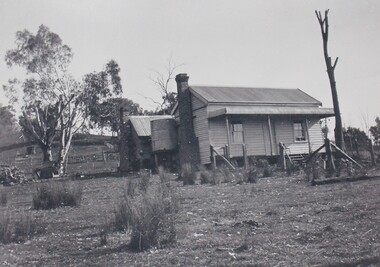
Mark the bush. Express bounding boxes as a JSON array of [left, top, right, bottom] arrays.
[[305, 154, 324, 182], [114, 172, 178, 251], [0, 189, 7, 206], [0, 212, 36, 244], [200, 168, 212, 184], [245, 167, 258, 183], [181, 163, 196, 185], [220, 166, 234, 183], [0, 166, 32, 186], [32, 181, 83, 210]]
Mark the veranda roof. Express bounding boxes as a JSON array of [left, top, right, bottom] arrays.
[[208, 106, 335, 118]]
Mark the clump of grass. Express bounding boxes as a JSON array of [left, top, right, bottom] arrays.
[[126, 178, 138, 197], [305, 154, 324, 183], [0, 214, 11, 243], [181, 163, 196, 185], [0, 189, 7, 206], [99, 216, 110, 246], [114, 199, 130, 232], [220, 166, 234, 183], [139, 171, 151, 193], [245, 167, 258, 183], [32, 181, 83, 210], [257, 159, 273, 177], [114, 169, 178, 251], [199, 165, 212, 184], [0, 212, 36, 244]]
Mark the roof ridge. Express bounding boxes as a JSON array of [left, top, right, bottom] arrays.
[[191, 85, 300, 91]]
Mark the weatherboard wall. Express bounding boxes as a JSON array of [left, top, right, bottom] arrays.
[[191, 95, 211, 164], [207, 114, 324, 159]]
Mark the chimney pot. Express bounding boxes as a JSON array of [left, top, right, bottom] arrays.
[[175, 73, 189, 83]]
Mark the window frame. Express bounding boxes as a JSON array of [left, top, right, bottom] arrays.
[[231, 121, 244, 144], [293, 121, 307, 142]]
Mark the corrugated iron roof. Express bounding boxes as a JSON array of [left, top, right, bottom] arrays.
[[190, 86, 321, 105], [129, 115, 173, 137], [208, 106, 334, 118]]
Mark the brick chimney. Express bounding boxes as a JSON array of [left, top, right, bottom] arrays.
[[118, 107, 129, 172], [175, 73, 200, 169]]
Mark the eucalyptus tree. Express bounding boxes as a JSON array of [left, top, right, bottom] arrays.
[[4, 25, 122, 174]]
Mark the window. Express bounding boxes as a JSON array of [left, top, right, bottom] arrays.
[[232, 122, 244, 143], [293, 121, 306, 142]]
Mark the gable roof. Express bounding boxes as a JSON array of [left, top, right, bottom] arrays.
[[129, 115, 173, 137], [190, 86, 322, 105]]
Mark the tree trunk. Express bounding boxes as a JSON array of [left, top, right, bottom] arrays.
[[56, 126, 74, 176], [42, 144, 53, 162], [315, 10, 345, 151]]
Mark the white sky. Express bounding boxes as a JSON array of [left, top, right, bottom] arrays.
[[0, 0, 379, 131]]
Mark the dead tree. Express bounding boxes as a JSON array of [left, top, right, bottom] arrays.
[[315, 10, 345, 150], [149, 59, 184, 115]]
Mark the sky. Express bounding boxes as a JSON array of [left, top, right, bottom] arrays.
[[0, 0, 379, 132]]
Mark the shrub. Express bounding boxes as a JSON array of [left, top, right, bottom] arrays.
[[305, 154, 324, 182], [199, 166, 212, 184], [181, 163, 196, 185], [256, 159, 273, 177], [209, 169, 223, 185], [262, 166, 273, 177], [0, 212, 36, 244], [220, 166, 234, 183], [0, 166, 32, 186], [32, 181, 83, 210], [114, 173, 178, 251], [0, 189, 7, 206], [245, 167, 258, 183]]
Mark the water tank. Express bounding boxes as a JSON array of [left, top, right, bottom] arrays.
[[151, 119, 177, 152]]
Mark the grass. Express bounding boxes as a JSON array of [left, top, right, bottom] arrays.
[[0, 189, 7, 206], [113, 168, 178, 251], [0, 212, 36, 244], [0, 169, 379, 265], [32, 181, 83, 210], [181, 163, 197, 185]]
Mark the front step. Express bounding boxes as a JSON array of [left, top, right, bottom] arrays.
[[289, 154, 305, 165]]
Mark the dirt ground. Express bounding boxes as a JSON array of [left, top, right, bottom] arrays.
[[0, 171, 379, 266]]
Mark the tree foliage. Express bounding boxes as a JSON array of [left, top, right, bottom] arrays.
[[370, 117, 380, 145], [0, 105, 19, 146], [343, 127, 369, 151], [88, 97, 144, 133], [4, 25, 122, 173]]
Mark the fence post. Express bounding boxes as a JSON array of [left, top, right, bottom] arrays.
[[224, 144, 230, 160], [369, 139, 376, 166], [354, 139, 360, 159], [279, 142, 286, 170], [210, 146, 216, 170], [325, 138, 335, 172], [242, 144, 248, 169]]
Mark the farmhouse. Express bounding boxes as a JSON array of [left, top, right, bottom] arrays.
[[173, 73, 335, 168], [119, 73, 335, 172]]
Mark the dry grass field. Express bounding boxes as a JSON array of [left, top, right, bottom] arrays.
[[0, 170, 379, 266]]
